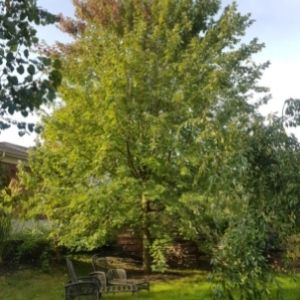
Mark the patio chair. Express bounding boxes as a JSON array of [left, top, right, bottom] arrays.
[[91, 255, 109, 272], [109, 268, 150, 291], [65, 258, 102, 300], [91, 255, 150, 292], [90, 269, 139, 294]]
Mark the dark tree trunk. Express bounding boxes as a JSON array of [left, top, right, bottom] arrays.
[[142, 193, 152, 273], [142, 229, 152, 273]]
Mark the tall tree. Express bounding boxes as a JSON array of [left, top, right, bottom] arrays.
[[21, 0, 270, 276], [0, 0, 61, 132]]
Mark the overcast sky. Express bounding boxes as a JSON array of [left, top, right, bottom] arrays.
[[1, 0, 300, 146]]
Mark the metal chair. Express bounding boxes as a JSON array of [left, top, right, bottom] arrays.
[[65, 258, 101, 300], [90, 268, 139, 294], [91, 255, 150, 293]]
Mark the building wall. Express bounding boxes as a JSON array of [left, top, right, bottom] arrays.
[[0, 162, 18, 187], [115, 231, 210, 269]]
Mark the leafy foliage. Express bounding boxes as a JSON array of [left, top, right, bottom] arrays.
[[22, 0, 267, 254], [2, 230, 53, 271], [18, 1, 300, 298], [209, 119, 300, 299], [0, 164, 12, 262], [282, 98, 300, 128], [0, 215, 10, 262], [150, 237, 171, 272], [0, 0, 61, 132]]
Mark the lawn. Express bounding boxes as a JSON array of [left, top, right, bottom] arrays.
[[0, 268, 299, 300]]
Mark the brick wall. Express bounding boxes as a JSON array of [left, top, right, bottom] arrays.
[[114, 231, 210, 269]]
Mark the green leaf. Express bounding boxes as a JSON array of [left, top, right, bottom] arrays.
[[17, 65, 25, 75], [6, 52, 14, 62], [7, 76, 18, 85], [53, 59, 62, 69], [24, 49, 29, 58], [27, 65, 35, 75]]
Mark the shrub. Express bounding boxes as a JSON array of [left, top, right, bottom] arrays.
[[2, 231, 53, 271], [0, 216, 10, 263]]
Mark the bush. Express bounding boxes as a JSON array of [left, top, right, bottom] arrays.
[[150, 238, 171, 272], [0, 216, 10, 262], [2, 231, 53, 271], [211, 217, 274, 300]]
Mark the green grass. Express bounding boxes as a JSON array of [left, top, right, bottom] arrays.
[[0, 268, 299, 300], [0, 269, 66, 300]]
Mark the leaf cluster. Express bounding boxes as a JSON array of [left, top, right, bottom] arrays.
[[0, 0, 61, 132]]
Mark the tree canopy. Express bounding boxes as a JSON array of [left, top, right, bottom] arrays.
[[18, 1, 300, 298], [0, 0, 61, 132]]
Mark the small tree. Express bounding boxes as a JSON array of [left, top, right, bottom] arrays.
[[211, 119, 300, 299]]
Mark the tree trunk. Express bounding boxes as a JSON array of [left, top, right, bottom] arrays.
[[142, 193, 151, 273], [142, 229, 152, 274]]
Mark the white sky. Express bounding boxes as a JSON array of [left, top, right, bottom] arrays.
[[1, 0, 300, 146]]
